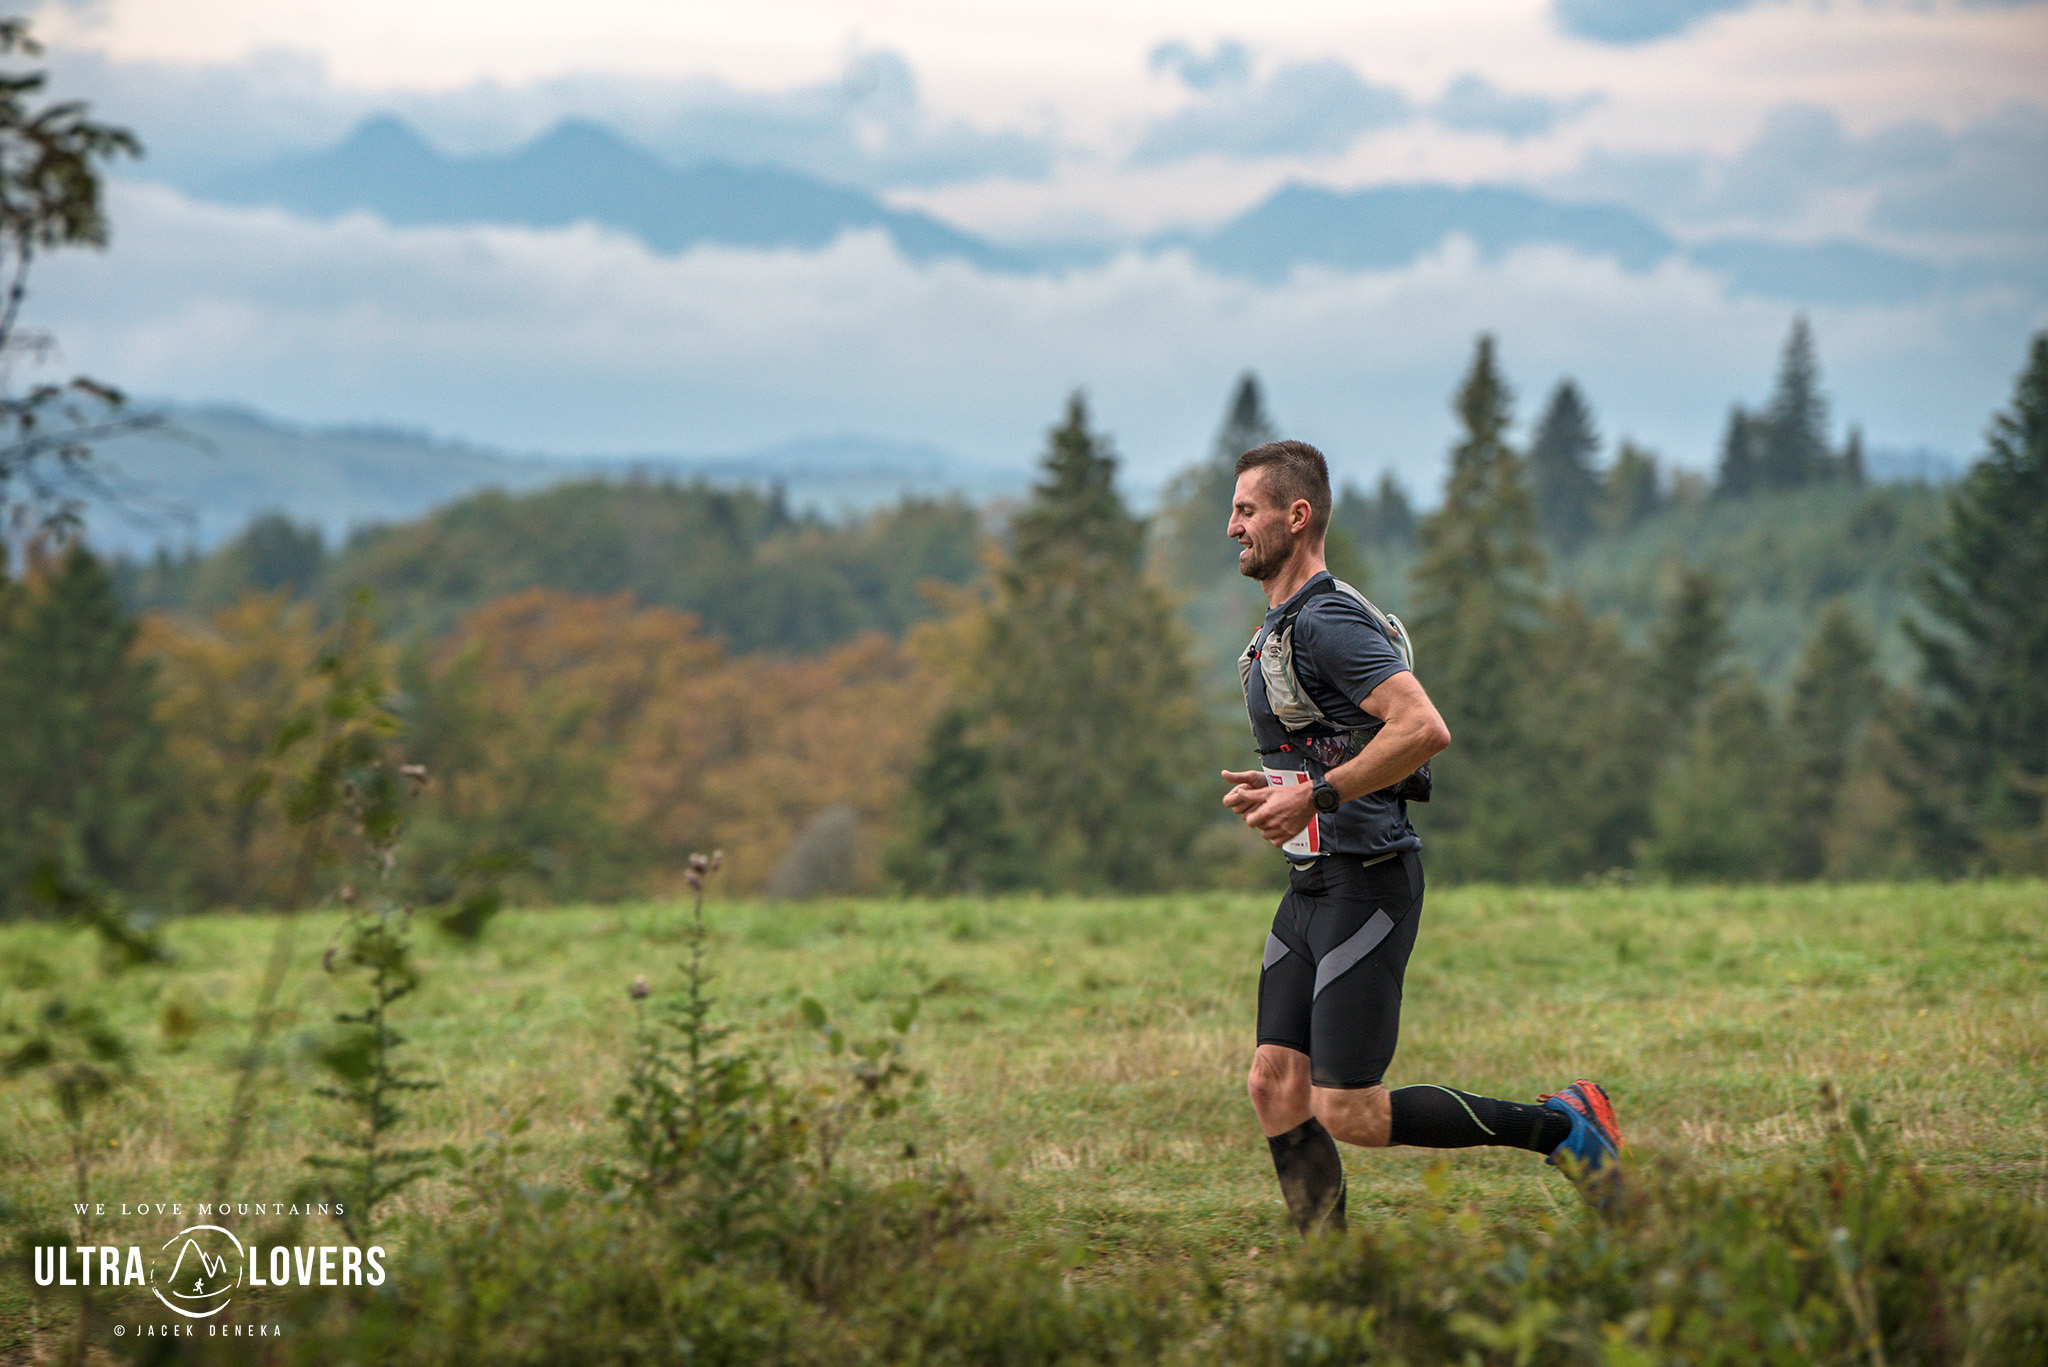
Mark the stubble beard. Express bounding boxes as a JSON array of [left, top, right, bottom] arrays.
[[1238, 536, 1285, 583]]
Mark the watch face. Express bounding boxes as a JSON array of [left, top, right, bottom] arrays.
[[1314, 784, 1340, 812]]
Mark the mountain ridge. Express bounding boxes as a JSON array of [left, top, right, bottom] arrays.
[[194, 114, 1954, 307], [208, 115, 1031, 271], [76, 404, 1019, 556]]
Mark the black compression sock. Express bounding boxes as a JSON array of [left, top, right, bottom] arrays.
[[1388, 1086, 1573, 1153], [1267, 1117, 1347, 1236]]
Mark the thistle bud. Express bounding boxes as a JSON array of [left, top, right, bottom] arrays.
[[628, 976, 650, 1000]]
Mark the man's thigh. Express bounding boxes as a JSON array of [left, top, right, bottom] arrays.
[[1261, 851, 1425, 1091]]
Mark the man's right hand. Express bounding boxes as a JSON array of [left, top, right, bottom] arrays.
[[1221, 768, 1269, 816]]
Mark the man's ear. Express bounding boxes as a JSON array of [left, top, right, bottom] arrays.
[[1290, 500, 1312, 534]]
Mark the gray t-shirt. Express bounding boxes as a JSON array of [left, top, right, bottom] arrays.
[[1256, 572, 1422, 859]]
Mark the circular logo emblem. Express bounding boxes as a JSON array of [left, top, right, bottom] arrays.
[[151, 1225, 243, 1319]]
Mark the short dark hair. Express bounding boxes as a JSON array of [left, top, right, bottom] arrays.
[[1235, 439, 1331, 539]]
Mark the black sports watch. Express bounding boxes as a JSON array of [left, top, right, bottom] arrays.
[[1311, 777, 1342, 813]]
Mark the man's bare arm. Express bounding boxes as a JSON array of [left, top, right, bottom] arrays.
[[1320, 670, 1451, 802], [1221, 671, 1450, 847]]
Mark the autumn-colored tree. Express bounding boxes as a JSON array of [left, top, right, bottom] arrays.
[[401, 590, 716, 898], [624, 631, 946, 894], [403, 587, 946, 899], [138, 593, 326, 906]]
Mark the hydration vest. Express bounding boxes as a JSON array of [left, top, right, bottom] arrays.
[[1239, 575, 1431, 804]]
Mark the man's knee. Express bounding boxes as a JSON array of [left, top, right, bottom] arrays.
[[1311, 1084, 1393, 1148], [1247, 1046, 1310, 1121]]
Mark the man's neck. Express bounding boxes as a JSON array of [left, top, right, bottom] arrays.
[[1260, 546, 1328, 608]]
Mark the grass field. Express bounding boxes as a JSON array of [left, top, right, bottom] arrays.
[[3, 878, 2046, 1354]]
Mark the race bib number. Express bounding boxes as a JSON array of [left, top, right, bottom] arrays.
[[1263, 767, 1322, 858]]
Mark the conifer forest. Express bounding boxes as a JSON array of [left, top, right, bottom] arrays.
[[8, 320, 2044, 909]]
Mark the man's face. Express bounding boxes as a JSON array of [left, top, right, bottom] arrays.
[[1227, 468, 1297, 582]]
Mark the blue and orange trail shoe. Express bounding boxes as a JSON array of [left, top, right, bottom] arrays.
[[1541, 1080, 1624, 1210]]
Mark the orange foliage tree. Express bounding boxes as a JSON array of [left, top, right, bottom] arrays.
[[138, 594, 329, 907], [415, 588, 947, 899]]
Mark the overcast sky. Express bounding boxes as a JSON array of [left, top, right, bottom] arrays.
[[25, 0, 2048, 494]]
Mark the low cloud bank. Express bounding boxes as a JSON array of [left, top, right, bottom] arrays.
[[31, 184, 2038, 497]]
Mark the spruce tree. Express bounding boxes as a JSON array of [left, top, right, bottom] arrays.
[[1785, 600, 1883, 878], [1157, 371, 1278, 581], [902, 394, 1208, 892], [1409, 336, 1548, 880], [1903, 331, 2048, 869], [1332, 473, 1418, 550], [1599, 441, 1663, 535], [1527, 379, 1602, 552], [1413, 335, 1543, 627], [1371, 473, 1417, 545], [1646, 566, 1732, 734], [1759, 316, 1831, 490], [1645, 676, 1792, 880], [0, 544, 169, 912], [1714, 405, 1762, 499]]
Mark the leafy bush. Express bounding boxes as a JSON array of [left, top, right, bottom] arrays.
[[1214, 1098, 2048, 1366]]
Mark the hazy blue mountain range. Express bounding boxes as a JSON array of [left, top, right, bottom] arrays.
[[1168, 181, 1675, 281], [78, 405, 1017, 556], [190, 114, 1952, 306], [1167, 182, 1940, 305], [207, 115, 1030, 271]]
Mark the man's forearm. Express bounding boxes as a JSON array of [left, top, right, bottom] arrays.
[[1324, 716, 1444, 801]]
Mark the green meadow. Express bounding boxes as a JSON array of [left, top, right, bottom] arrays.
[[4, 879, 2046, 1360]]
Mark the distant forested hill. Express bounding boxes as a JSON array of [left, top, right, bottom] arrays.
[[121, 479, 985, 655], [1323, 480, 1947, 693], [126, 471, 1945, 680]]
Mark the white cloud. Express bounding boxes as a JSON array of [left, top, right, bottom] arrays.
[[48, 43, 1056, 192], [1434, 74, 1603, 141], [1557, 98, 2048, 261], [1131, 56, 1411, 165], [27, 183, 2042, 504]]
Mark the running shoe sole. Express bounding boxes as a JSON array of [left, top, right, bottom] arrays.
[[1541, 1079, 1624, 1209]]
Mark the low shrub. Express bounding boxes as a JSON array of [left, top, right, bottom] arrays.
[[1213, 1101, 2048, 1366]]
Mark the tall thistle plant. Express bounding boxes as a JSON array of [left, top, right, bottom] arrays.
[[601, 848, 930, 1273], [603, 849, 800, 1231], [302, 759, 441, 1242]]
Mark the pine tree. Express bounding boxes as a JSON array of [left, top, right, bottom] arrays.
[[1156, 371, 1278, 581], [1903, 331, 2048, 870], [1841, 424, 1866, 487], [1408, 336, 1548, 880], [1332, 473, 1417, 550], [1715, 405, 1762, 498], [1784, 600, 1883, 878], [0, 544, 169, 912], [1527, 379, 1602, 552], [1646, 566, 1732, 734], [1413, 336, 1544, 627], [1759, 316, 1831, 490], [1645, 676, 1792, 880], [1371, 473, 1417, 545], [903, 394, 1208, 892], [1599, 441, 1663, 535]]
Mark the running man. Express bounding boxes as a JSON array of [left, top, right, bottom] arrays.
[[1220, 439, 1622, 1236]]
